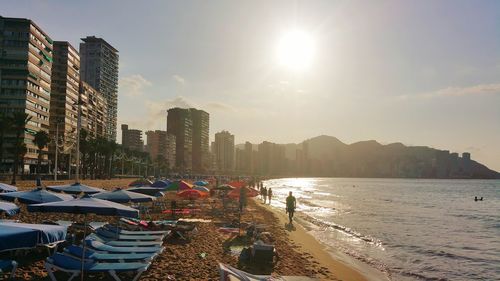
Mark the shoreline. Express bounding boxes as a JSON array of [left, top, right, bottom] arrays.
[[255, 199, 389, 281]]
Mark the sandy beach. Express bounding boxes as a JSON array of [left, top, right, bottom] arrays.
[[1, 179, 380, 280]]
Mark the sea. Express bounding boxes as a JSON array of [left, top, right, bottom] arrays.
[[263, 178, 500, 281]]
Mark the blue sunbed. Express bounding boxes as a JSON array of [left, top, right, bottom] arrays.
[[45, 253, 149, 281], [64, 245, 157, 262], [86, 240, 163, 254], [96, 228, 163, 241], [0, 260, 17, 280], [87, 233, 163, 247], [104, 224, 169, 236]]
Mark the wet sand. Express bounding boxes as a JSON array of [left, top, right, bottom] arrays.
[[1, 179, 376, 280]]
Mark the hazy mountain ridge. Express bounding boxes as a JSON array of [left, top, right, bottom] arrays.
[[236, 135, 499, 179]]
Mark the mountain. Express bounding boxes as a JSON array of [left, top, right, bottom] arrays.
[[235, 135, 499, 179]]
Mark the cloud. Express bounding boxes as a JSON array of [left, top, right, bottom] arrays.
[[119, 74, 152, 97], [206, 102, 234, 112], [399, 83, 500, 100], [172, 75, 186, 86], [164, 96, 195, 109]]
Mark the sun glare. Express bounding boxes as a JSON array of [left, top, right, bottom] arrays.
[[276, 30, 315, 71]]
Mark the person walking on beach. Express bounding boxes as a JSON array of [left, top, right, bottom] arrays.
[[263, 186, 268, 204], [268, 188, 273, 204], [286, 191, 297, 224]]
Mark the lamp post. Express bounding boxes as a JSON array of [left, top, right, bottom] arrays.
[[75, 101, 82, 183], [54, 122, 59, 181]]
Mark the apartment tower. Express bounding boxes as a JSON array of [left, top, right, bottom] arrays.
[[79, 81, 107, 138], [121, 124, 143, 152], [214, 130, 235, 173], [79, 36, 118, 141], [49, 41, 79, 164], [191, 108, 209, 172], [166, 108, 193, 171], [0, 16, 53, 172]]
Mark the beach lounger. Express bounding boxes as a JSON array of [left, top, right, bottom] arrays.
[[64, 245, 157, 262], [104, 224, 169, 236], [96, 228, 164, 241], [86, 240, 164, 254], [87, 233, 163, 247], [0, 260, 17, 280], [45, 253, 149, 281]]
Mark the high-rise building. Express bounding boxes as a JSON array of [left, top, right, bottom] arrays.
[[257, 141, 286, 175], [79, 36, 118, 141], [214, 130, 235, 173], [79, 81, 107, 138], [166, 107, 210, 172], [0, 16, 53, 171], [191, 108, 209, 172], [145, 130, 176, 170], [166, 108, 193, 171], [49, 41, 79, 162], [121, 124, 143, 152]]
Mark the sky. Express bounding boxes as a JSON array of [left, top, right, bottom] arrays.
[[2, 0, 500, 171]]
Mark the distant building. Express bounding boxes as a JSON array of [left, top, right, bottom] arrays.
[[191, 109, 209, 172], [0, 16, 54, 172], [167, 108, 193, 171], [462, 152, 471, 175], [145, 130, 176, 170], [258, 141, 286, 175], [121, 124, 143, 152], [214, 130, 235, 172], [79, 81, 107, 138], [79, 36, 119, 141], [49, 41, 80, 165], [435, 150, 450, 178], [166, 107, 210, 172]]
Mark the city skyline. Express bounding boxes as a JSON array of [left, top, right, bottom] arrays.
[[2, 1, 499, 171]]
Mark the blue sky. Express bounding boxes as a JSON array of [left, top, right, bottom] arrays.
[[2, 0, 500, 170]]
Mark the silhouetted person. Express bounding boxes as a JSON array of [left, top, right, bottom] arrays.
[[239, 187, 247, 213], [263, 187, 267, 204], [474, 196, 478, 202], [268, 188, 273, 204], [286, 191, 297, 224], [480, 197, 483, 201]]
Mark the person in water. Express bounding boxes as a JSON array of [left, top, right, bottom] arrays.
[[286, 191, 297, 224], [475, 196, 478, 201], [268, 188, 273, 204]]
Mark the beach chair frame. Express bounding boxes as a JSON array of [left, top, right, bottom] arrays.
[[45, 257, 147, 281]]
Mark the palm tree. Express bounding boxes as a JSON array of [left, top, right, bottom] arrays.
[[107, 140, 119, 179], [0, 113, 12, 172], [10, 112, 32, 185], [34, 130, 50, 177]]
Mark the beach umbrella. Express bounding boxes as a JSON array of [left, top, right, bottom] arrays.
[[128, 178, 152, 187], [177, 189, 207, 200], [28, 194, 139, 281], [0, 188, 74, 204], [227, 181, 245, 188], [212, 184, 235, 191], [47, 183, 105, 195], [126, 186, 165, 197], [164, 180, 193, 192], [0, 201, 20, 216], [92, 188, 156, 203], [227, 186, 259, 199], [0, 183, 17, 193], [150, 180, 170, 188], [193, 186, 209, 193], [0, 222, 67, 252], [193, 181, 208, 186]]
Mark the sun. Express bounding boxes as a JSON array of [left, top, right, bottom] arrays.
[[276, 29, 315, 72]]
